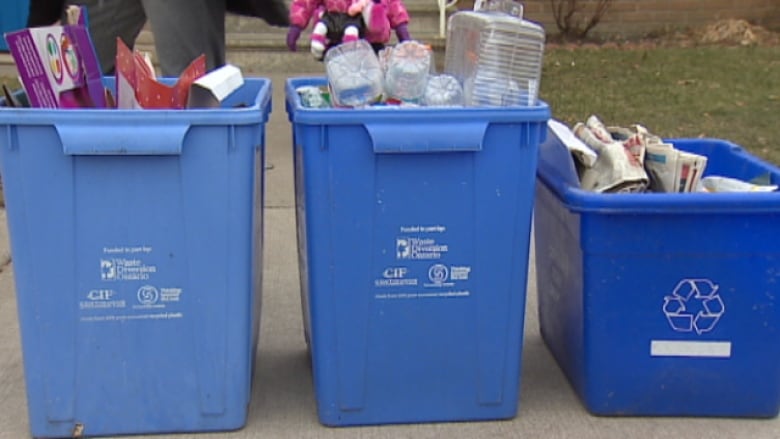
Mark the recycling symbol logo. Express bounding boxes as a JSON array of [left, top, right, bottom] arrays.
[[662, 279, 724, 335]]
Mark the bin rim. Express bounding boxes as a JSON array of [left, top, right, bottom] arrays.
[[537, 137, 780, 215], [284, 76, 551, 125], [0, 76, 272, 126]]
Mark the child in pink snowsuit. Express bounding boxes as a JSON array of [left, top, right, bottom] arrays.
[[286, 0, 411, 60]]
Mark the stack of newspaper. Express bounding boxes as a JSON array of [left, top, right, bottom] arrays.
[[549, 116, 708, 194]]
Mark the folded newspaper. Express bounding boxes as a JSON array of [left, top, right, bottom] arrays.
[[644, 143, 708, 193], [558, 115, 709, 194], [574, 116, 649, 193]]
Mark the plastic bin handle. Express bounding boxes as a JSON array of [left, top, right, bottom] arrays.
[[365, 121, 487, 153], [56, 122, 189, 155]]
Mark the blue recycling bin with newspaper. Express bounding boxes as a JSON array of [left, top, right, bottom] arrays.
[[285, 76, 550, 426], [534, 131, 780, 417], [0, 77, 270, 437]]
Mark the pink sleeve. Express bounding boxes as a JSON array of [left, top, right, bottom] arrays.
[[290, 0, 322, 28], [386, 0, 410, 27]]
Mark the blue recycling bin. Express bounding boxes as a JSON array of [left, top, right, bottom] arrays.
[[285, 76, 550, 426], [1, 0, 29, 51], [0, 77, 270, 437], [534, 132, 780, 417]]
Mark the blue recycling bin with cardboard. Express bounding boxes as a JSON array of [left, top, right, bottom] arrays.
[[0, 78, 270, 437], [285, 76, 550, 426], [534, 131, 780, 417]]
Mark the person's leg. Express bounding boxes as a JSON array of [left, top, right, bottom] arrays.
[[140, 0, 226, 76], [310, 19, 329, 60], [319, 12, 366, 59], [341, 15, 363, 44], [66, 0, 147, 74]]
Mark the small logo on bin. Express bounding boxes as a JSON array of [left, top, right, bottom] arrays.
[[428, 264, 449, 285], [662, 279, 724, 335], [101, 259, 116, 280], [383, 267, 408, 279], [396, 238, 411, 259], [87, 289, 115, 301], [137, 285, 160, 305]]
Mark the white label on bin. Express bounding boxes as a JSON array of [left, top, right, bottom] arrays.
[[375, 264, 471, 290], [375, 266, 418, 287], [79, 284, 184, 323], [160, 288, 183, 302], [421, 265, 470, 288], [100, 245, 157, 282], [424, 264, 454, 287], [450, 266, 471, 281], [650, 340, 732, 358], [374, 290, 470, 300], [134, 285, 162, 308], [396, 237, 448, 260], [79, 312, 184, 323], [662, 278, 724, 334], [399, 225, 446, 234], [79, 288, 126, 310], [396, 225, 448, 260], [80, 285, 184, 323]]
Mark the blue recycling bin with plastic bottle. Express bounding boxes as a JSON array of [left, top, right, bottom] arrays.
[[285, 76, 550, 426], [0, 77, 270, 437], [534, 131, 780, 417]]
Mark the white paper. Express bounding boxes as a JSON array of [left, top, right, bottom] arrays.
[[698, 176, 778, 193], [187, 64, 243, 108], [548, 119, 597, 167]]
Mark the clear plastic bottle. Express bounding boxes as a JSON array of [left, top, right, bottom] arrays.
[[325, 40, 384, 107], [383, 41, 433, 103], [423, 74, 464, 106], [444, 0, 545, 107]]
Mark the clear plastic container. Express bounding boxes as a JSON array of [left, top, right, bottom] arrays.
[[444, 0, 545, 107], [325, 40, 384, 107], [383, 41, 432, 103], [423, 74, 464, 106]]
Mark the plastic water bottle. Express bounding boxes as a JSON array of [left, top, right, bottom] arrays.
[[444, 0, 545, 107], [383, 41, 432, 103], [296, 86, 330, 108], [423, 74, 464, 106], [325, 40, 384, 107]]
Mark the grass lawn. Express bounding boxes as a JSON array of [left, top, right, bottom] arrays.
[[540, 45, 780, 165]]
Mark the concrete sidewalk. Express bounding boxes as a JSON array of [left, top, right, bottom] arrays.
[[0, 71, 778, 438]]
